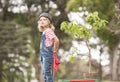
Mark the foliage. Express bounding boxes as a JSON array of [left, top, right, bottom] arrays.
[[60, 12, 108, 72], [0, 20, 33, 82], [97, 27, 119, 49], [86, 12, 108, 30], [0, 0, 119, 81], [0, 0, 70, 81], [61, 12, 107, 39], [67, 0, 115, 21], [67, 0, 84, 11], [61, 21, 92, 39], [67, 0, 120, 80]]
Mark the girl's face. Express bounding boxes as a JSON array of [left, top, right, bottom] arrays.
[[38, 17, 50, 28]]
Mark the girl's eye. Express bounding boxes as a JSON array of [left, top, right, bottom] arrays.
[[43, 18, 47, 21]]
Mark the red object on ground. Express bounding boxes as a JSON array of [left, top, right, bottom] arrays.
[[70, 80, 95, 82], [53, 52, 60, 71]]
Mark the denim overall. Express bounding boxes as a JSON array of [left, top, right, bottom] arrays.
[[40, 33, 53, 82]]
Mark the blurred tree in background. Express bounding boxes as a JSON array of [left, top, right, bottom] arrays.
[[0, 0, 69, 82], [0, 0, 32, 82], [0, 0, 120, 82], [66, 0, 120, 81], [0, 21, 32, 82]]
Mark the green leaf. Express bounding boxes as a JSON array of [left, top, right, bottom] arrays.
[[69, 54, 75, 63]]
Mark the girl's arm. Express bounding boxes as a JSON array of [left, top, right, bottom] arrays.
[[53, 36, 59, 53]]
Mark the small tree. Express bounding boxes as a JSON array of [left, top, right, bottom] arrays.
[[60, 12, 107, 75]]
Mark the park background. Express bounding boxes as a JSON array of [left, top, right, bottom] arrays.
[[0, 0, 120, 82]]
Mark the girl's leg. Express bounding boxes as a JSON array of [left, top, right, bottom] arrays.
[[40, 56, 44, 74], [40, 56, 46, 82], [43, 57, 53, 82]]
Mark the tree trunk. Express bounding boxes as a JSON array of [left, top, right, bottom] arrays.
[[109, 48, 114, 81], [110, 0, 120, 81], [99, 47, 103, 80], [112, 46, 119, 80], [85, 40, 92, 73], [109, 43, 120, 81]]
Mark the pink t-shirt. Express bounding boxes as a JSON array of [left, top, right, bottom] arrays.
[[44, 28, 55, 47]]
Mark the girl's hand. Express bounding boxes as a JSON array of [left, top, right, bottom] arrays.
[[53, 52, 60, 71]]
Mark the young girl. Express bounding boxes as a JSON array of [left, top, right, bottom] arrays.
[[37, 12, 60, 82]]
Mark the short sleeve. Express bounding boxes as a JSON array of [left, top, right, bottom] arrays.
[[45, 28, 55, 40]]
